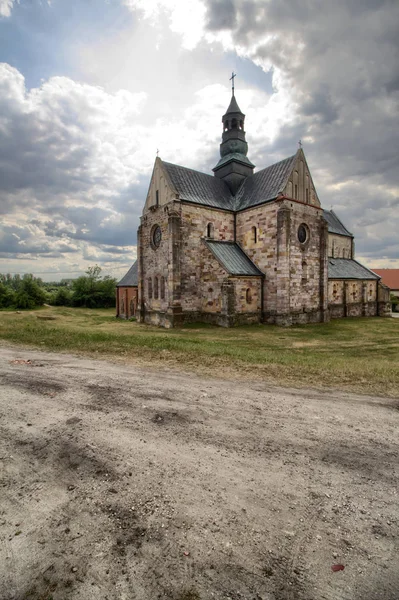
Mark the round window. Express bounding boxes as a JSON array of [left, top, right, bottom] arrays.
[[298, 224, 308, 244], [152, 225, 162, 248]]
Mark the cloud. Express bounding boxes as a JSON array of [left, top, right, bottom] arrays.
[[0, 0, 15, 18], [1, 0, 398, 276]]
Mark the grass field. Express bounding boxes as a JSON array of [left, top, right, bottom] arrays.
[[0, 306, 398, 396]]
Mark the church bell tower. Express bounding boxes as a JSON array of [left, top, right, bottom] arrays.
[[213, 73, 255, 195]]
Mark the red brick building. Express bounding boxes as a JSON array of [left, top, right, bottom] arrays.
[[116, 261, 138, 319]]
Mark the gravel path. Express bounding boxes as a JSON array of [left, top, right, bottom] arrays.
[[0, 345, 398, 600]]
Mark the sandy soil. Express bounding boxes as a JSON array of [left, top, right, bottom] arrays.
[[0, 345, 398, 600]]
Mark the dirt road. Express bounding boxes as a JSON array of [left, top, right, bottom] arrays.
[[0, 345, 398, 600]]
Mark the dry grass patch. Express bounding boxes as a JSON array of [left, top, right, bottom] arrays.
[[0, 306, 398, 397]]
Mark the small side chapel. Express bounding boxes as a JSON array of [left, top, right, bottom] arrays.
[[129, 81, 390, 328]]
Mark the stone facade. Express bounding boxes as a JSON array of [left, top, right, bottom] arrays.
[[134, 91, 387, 328], [328, 233, 353, 259]]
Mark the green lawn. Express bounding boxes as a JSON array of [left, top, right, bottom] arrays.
[[0, 306, 398, 396]]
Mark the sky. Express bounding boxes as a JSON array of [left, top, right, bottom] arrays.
[[0, 0, 398, 281]]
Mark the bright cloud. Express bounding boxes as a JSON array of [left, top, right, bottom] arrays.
[[0, 0, 15, 18], [0, 0, 398, 277]]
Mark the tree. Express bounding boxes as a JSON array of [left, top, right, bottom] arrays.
[[71, 265, 117, 308], [52, 287, 72, 306], [0, 283, 16, 308]]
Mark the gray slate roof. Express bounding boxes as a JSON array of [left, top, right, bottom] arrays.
[[328, 258, 379, 280], [323, 209, 353, 237], [117, 261, 138, 287], [204, 240, 263, 276], [224, 95, 244, 116], [163, 162, 234, 210], [234, 154, 296, 210], [163, 155, 296, 212]]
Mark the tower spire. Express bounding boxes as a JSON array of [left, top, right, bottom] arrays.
[[212, 83, 255, 195]]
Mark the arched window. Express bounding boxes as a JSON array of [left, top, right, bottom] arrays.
[[368, 284, 374, 300], [231, 118, 238, 129], [207, 223, 214, 238], [148, 278, 153, 299], [239, 120, 243, 130], [305, 189, 309, 203], [252, 226, 257, 243], [160, 276, 165, 300], [333, 283, 338, 299], [246, 288, 252, 303], [294, 184, 298, 199], [352, 284, 357, 301], [224, 120, 229, 131], [154, 277, 159, 299]]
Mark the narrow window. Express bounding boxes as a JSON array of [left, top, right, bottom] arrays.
[[160, 276, 165, 300], [333, 284, 337, 299], [239, 120, 243, 129], [252, 226, 257, 243], [148, 278, 153, 299], [224, 120, 229, 131], [306, 188, 309, 203], [155, 190, 159, 206], [352, 284, 357, 300], [231, 118, 238, 129], [302, 260, 308, 282], [294, 184, 298, 199], [154, 277, 159, 299], [207, 223, 214, 238], [246, 288, 252, 303]]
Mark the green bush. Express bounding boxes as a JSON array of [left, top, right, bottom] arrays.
[[0, 283, 16, 308], [52, 287, 72, 306], [71, 266, 117, 309]]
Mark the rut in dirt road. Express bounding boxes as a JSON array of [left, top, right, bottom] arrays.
[[0, 346, 398, 600]]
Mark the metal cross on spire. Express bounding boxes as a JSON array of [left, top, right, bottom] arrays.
[[230, 71, 236, 96], [298, 140, 302, 149]]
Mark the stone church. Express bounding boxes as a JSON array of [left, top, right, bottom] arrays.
[[122, 88, 390, 327]]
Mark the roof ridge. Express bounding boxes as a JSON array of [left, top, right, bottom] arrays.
[[253, 154, 297, 176], [163, 161, 217, 179]]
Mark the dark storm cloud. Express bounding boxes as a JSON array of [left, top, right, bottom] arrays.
[[204, 0, 399, 262]]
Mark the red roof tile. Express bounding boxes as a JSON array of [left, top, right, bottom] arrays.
[[372, 269, 399, 290]]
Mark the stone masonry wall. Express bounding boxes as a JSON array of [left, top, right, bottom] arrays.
[[143, 157, 177, 213], [236, 199, 328, 323], [137, 200, 179, 325], [328, 234, 353, 258], [282, 149, 320, 206], [180, 203, 234, 313], [328, 279, 378, 318], [236, 202, 278, 313]]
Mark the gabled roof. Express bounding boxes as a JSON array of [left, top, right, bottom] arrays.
[[117, 261, 138, 287], [204, 240, 263, 276], [234, 154, 297, 211], [328, 258, 379, 280], [161, 152, 301, 212], [162, 161, 234, 210], [371, 269, 399, 290], [323, 209, 353, 237]]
